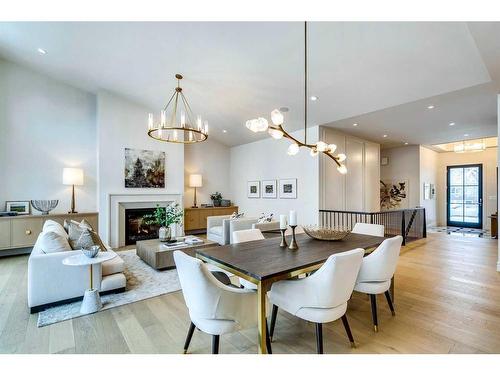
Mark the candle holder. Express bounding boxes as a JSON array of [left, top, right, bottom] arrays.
[[279, 228, 288, 248], [288, 225, 299, 250]]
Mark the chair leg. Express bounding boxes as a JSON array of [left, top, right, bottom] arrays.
[[341, 314, 356, 348], [211, 335, 220, 354], [384, 290, 396, 316], [183, 322, 196, 354], [370, 294, 378, 332], [269, 304, 278, 341], [265, 318, 272, 354], [315, 323, 323, 354]]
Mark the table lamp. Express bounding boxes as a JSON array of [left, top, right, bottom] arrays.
[[63, 168, 84, 214], [189, 174, 203, 208]]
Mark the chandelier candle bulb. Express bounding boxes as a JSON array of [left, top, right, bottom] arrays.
[[271, 109, 284, 125], [181, 112, 186, 127], [328, 144, 337, 153], [316, 141, 328, 152], [148, 114, 154, 130], [268, 128, 284, 139], [337, 153, 346, 162], [310, 148, 318, 157], [287, 143, 300, 155], [161, 110, 166, 127], [337, 165, 348, 174]]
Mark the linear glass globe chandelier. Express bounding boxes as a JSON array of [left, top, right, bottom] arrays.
[[245, 22, 347, 174], [147, 74, 208, 144]]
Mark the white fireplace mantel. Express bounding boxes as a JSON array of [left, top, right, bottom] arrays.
[[107, 193, 183, 248]]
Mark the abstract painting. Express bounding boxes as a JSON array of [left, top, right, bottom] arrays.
[[380, 179, 408, 210], [262, 180, 277, 199], [247, 181, 260, 198], [279, 178, 297, 199], [125, 148, 165, 188]]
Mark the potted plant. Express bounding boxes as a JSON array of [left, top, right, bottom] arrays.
[[210, 192, 223, 207], [143, 203, 183, 242]]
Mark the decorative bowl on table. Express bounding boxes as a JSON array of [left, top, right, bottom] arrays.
[[31, 200, 59, 215], [82, 245, 100, 258], [303, 225, 351, 241]]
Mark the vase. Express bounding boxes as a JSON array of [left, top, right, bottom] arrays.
[[213, 200, 221, 207], [159, 226, 171, 242]]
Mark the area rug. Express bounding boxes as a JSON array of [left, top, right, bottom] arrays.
[[37, 249, 181, 327]]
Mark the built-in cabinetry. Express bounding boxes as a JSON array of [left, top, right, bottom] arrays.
[[184, 206, 238, 232], [319, 126, 380, 212], [0, 212, 98, 252]]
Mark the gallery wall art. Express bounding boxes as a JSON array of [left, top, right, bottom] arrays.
[[380, 179, 408, 210], [247, 181, 260, 198], [262, 180, 277, 199], [124, 148, 165, 188], [279, 178, 297, 199]]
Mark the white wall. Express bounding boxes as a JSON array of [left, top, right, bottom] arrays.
[[319, 127, 380, 212], [381, 146, 421, 208], [0, 59, 97, 214], [184, 139, 231, 208], [497, 94, 500, 272], [230, 127, 320, 225], [96, 91, 184, 240], [419, 146, 439, 226]]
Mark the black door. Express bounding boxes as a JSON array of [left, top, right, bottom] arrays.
[[447, 164, 483, 228]]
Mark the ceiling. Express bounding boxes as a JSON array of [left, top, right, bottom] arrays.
[[0, 22, 499, 147], [431, 136, 497, 153]]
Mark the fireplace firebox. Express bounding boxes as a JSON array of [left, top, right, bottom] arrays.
[[125, 208, 160, 245]]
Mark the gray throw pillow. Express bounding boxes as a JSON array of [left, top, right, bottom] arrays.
[[68, 221, 95, 249], [68, 219, 107, 251]]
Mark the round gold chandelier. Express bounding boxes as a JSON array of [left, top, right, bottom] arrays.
[[245, 22, 347, 174], [147, 74, 208, 144]]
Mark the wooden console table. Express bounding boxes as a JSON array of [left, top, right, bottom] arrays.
[[184, 206, 238, 232], [0, 212, 98, 252]]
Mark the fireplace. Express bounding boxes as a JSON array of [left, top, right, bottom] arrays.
[[125, 208, 160, 245]]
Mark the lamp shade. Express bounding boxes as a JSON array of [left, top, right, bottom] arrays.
[[189, 174, 203, 188], [63, 168, 84, 186]]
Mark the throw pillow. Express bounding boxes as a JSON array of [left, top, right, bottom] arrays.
[[230, 212, 244, 219], [39, 231, 72, 254], [68, 221, 95, 249], [70, 219, 107, 251]]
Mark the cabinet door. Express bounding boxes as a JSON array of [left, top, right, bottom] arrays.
[[184, 210, 200, 231], [345, 137, 365, 211], [11, 218, 43, 248], [198, 209, 214, 230], [0, 221, 10, 249]]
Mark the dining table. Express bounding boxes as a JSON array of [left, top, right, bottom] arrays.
[[196, 232, 386, 354]]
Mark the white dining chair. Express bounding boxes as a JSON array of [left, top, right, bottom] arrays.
[[173, 250, 273, 354], [352, 222, 385, 237], [268, 248, 365, 354], [353, 235, 403, 332], [232, 229, 265, 290]]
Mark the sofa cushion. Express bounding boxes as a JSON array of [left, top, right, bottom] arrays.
[[209, 225, 223, 236], [43, 220, 69, 239], [38, 231, 72, 254], [102, 255, 125, 276], [73, 219, 108, 251], [68, 221, 95, 249]]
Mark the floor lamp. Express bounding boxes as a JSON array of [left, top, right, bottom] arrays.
[[189, 174, 202, 208]]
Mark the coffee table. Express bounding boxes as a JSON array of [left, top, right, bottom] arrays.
[[136, 238, 218, 270], [62, 251, 116, 314]]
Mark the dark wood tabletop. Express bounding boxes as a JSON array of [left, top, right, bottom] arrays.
[[196, 233, 385, 281]]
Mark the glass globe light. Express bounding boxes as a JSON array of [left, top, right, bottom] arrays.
[[328, 144, 337, 153], [268, 128, 284, 139], [287, 143, 300, 155], [310, 147, 318, 157], [256, 117, 269, 132], [316, 141, 328, 152], [337, 165, 347, 174], [271, 109, 284, 125], [337, 153, 346, 162]]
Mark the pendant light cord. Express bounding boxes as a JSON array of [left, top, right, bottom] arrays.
[[304, 21, 308, 145]]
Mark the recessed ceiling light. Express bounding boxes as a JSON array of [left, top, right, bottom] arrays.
[[222, 129, 227, 133], [404, 142, 409, 145], [353, 123, 358, 127], [383, 134, 388, 138], [449, 122, 455, 126], [37, 48, 47, 55], [427, 105, 435, 109], [464, 134, 469, 137], [310, 96, 318, 101]]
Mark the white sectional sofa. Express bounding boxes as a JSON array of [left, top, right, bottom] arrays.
[[28, 220, 126, 313]]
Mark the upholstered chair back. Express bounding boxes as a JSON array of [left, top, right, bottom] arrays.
[[356, 235, 403, 283], [352, 222, 385, 237], [232, 229, 265, 244]]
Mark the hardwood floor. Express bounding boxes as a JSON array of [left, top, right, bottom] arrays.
[[1, 233, 499, 354]]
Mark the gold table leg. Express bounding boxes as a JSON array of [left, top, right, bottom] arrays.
[[257, 280, 269, 354]]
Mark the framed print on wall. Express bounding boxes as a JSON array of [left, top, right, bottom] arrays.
[[262, 180, 277, 199], [279, 178, 297, 199], [247, 181, 260, 198]]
